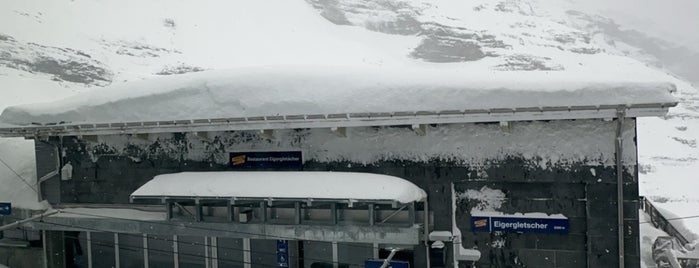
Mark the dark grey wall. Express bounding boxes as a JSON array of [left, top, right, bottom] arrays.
[[0, 246, 44, 267], [37, 120, 641, 267]]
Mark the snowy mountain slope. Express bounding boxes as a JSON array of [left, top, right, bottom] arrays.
[[546, 0, 699, 238], [0, 1, 696, 247]]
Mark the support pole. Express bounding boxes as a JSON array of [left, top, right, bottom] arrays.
[[380, 248, 399, 268], [616, 108, 626, 268]]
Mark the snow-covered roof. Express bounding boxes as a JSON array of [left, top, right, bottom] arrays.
[[130, 171, 427, 204], [0, 65, 678, 137]]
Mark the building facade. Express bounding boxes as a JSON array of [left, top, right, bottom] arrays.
[[15, 118, 645, 267]]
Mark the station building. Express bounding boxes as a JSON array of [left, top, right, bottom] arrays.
[[0, 67, 678, 267]]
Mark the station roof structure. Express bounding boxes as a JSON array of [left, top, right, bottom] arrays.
[[0, 65, 678, 138], [130, 171, 428, 204]]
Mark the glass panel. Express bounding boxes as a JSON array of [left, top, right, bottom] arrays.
[[251, 239, 277, 267], [304, 241, 333, 268], [148, 234, 174, 268], [338, 242, 373, 268], [64, 231, 88, 268], [217, 237, 245, 268], [178, 236, 205, 268], [91, 232, 115, 268], [119, 233, 145, 268]]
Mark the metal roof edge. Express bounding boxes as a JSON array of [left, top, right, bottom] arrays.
[[0, 103, 677, 138]]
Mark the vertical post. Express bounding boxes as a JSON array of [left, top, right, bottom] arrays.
[[227, 200, 234, 222], [114, 233, 120, 268], [373, 243, 379, 259], [143, 234, 149, 268], [243, 238, 251, 268], [42, 230, 48, 268], [260, 201, 267, 223], [205, 237, 210, 268], [294, 202, 302, 224], [332, 241, 339, 268], [173, 235, 179, 268], [87, 231, 93, 268], [166, 201, 173, 220], [424, 199, 431, 268], [368, 203, 375, 226], [616, 108, 626, 268], [196, 200, 203, 222], [331, 203, 338, 225], [43, 231, 66, 268], [211, 237, 219, 268], [409, 203, 416, 225]]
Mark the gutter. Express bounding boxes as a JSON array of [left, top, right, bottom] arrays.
[[36, 142, 60, 202]]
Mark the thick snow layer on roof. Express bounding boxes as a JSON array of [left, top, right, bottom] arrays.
[[0, 65, 677, 125], [131, 171, 427, 204]]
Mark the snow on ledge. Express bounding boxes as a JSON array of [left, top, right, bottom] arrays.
[[0, 65, 678, 125], [470, 211, 568, 219], [130, 171, 428, 204]]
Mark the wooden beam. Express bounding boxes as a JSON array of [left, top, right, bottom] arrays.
[[194, 131, 210, 141], [330, 127, 346, 137], [499, 121, 511, 132], [135, 133, 150, 141], [411, 124, 426, 136], [258, 129, 274, 139]]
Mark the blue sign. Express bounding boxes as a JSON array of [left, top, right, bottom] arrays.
[[230, 151, 303, 169], [0, 202, 10, 215], [277, 240, 289, 267], [365, 260, 410, 268], [471, 216, 569, 234]]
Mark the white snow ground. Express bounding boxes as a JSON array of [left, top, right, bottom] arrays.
[[0, 0, 697, 263]]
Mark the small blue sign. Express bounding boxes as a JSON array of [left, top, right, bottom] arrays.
[[0, 202, 10, 215], [277, 240, 289, 267], [365, 260, 410, 268], [471, 216, 569, 234], [230, 151, 303, 169]]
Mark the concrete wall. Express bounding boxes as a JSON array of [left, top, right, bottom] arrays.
[[37, 119, 640, 267]]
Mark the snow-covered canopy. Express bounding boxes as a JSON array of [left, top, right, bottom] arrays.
[[130, 171, 428, 204], [0, 65, 677, 127]]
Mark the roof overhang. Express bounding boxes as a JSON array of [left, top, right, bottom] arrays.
[[0, 103, 677, 138], [130, 171, 428, 205]]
